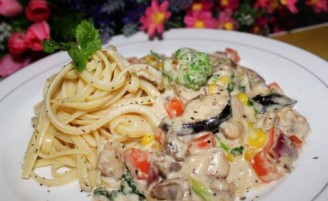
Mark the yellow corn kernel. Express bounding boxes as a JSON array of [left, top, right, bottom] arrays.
[[208, 84, 218, 94], [244, 148, 259, 161], [141, 134, 155, 146], [226, 152, 234, 162], [237, 93, 248, 105], [216, 76, 230, 86], [247, 122, 254, 128], [247, 128, 268, 148]]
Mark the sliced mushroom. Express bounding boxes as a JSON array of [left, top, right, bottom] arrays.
[[150, 178, 190, 201], [163, 130, 188, 161], [219, 120, 244, 140], [97, 140, 125, 179], [154, 158, 182, 179]]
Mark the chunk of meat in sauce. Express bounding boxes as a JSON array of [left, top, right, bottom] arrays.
[[97, 141, 125, 179], [207, 147, 230, 178]]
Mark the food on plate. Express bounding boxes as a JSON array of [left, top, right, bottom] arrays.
[[22, 46, 310, 201]]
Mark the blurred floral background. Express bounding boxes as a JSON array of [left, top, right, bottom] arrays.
[[0, 0, 327, 77]]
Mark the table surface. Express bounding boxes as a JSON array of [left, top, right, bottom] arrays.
[[271, 22, 328, 61]]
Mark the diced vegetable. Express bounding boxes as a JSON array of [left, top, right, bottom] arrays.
[[163, 48, 212, 91], [154, 130, 165, 144], [237, 93, 248, 105], [251, 151, 281, 183], [244, 148, 259, 161], [124, 148, 150, 180], [208, 83, 218, 94], [122, 171, 146, 200], [271, 132, 298, 162], [264, 127, 278, 154], [230, 146, 244, 156], [94, 171, 146, 201], [268, 82, 284, 94], [226, 152, 234, 162], [165, 97, 184, 118], [191, 178, 215, 201], [289, 135, 303, 149], [141, 134, 155, 146], [265, 127, 298, 159], [216, 76, 230, 87], [247, 127, 268, 148], [225, 47, 240, 63], [188, 133, 216, 154], [94, 188, 118, 201], [214, 135, 230, 152]]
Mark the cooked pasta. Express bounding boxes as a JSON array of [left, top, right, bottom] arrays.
[[21, 46, 167, 192]]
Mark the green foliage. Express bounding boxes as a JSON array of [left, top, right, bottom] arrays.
[[42, 20, 101, 72], [191, 178, 215, 201], [230, 146, 244, 156]]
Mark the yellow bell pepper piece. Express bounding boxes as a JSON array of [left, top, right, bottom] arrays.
[[247, 128, 268, 148], [141, 134, 155, 146]]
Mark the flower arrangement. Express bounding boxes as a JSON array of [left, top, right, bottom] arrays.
[[0, 0, 327, 77]]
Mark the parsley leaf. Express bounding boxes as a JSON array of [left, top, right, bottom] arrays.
[[68, 46, 88, 72], [76, 20, 102, 56], [42, 20, 101, 72], [42, 40, 62, 53]]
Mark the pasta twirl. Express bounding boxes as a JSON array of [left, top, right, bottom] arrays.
[[21, 46, 166, 192]]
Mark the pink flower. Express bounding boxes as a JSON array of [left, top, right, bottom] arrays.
[[255, 0, 278, 13], [216, 10, 238, 30], [0, 54, 31, 77], [218, 0, 239, 11], [25, 21, 50, 51], [25, 0, 50, 22], [280, 0, 298, 13], [191, 1, 213, 12], [306, 0, 328, 13], [0, 0, 22, 17], [184, 11, 216, 28], [252, 17, 269, 34], [140, 0, 171, 37], [8, 32, 27, 55]]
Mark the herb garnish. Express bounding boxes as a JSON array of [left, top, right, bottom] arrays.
[[43, 20, 101, 72]]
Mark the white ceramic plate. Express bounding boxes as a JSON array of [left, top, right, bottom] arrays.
[[0, 29, 327, 201]]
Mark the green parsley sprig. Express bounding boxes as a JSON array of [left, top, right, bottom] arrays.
[[43, 20, 102, 72]]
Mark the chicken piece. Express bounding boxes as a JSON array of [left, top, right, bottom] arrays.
[[207, 147, 230, 178], [97, 140, 125, 179]]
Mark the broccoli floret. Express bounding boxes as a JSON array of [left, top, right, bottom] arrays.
[[163, 48, 212, 91]]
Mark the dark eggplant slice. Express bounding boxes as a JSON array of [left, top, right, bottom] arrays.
[[179, 104, 231, 135], [160, 87, 232, 136], [252, 93, 297, 114]]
